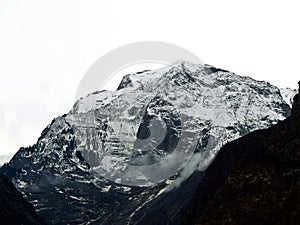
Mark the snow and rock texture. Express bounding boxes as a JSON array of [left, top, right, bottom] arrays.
[[0, 62, 293, 225], [280, 87, 297, 108]]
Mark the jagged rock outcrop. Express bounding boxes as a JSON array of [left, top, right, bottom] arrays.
[[0, 174, 46, 225], [181, 83, 300, 225]]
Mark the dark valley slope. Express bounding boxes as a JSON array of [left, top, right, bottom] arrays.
[[0, 174, 46, 225], [181, 83, 300, 225]]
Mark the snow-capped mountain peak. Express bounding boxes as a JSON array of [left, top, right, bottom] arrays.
[[1, 62, 292, 224]]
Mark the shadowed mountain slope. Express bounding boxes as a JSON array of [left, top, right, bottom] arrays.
[[181, 83, 300, 225], [0, 174, 46, 225]]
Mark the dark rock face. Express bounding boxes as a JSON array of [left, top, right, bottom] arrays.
[[181, 85, 300, 225], [0, 174, 46, 225], [291, 82, 300, 116]]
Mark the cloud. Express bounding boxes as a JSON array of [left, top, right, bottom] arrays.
[[165, 152, 203, 192]]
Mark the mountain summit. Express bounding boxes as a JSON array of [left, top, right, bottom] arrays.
[[0, 62, 293, 224]]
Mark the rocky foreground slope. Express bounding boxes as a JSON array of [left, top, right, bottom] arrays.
[[0, 62, 295, 224], [0, 174, 45, 225], [181, 83, 300, 225]]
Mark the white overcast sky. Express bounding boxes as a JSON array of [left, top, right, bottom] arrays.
[[0, 0, 299, 155]]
